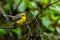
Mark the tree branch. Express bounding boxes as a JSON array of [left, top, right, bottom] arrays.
[[43, 0, 60, 10], [0, 6, 9, 22]]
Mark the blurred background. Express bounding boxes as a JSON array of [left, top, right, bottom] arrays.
[[0, 0, 60, 40]]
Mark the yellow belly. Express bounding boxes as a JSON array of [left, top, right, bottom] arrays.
[[16, 17, 26, 25]]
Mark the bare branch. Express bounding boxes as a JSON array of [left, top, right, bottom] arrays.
[[43, 0, 60, 10], [0, 6, 9, 22]]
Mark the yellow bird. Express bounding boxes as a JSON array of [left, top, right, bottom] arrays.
[[7, 13, 26, 25], [16, 13, 26, 25]]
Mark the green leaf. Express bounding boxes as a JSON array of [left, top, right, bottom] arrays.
[[33, 0, 40, 2], [50, 13, 58, 21], [41, 0, 48, 4], [12, 28, 21, 34], [51, 0, 55, 3], [31, 10, 39, 17], [56, 27, 60, 34], [48, 26, 55, 32], [0, 29, 7, 35], [58, 19, 60, 25], [42, 16, 51, 27], [42, 16, 54, 31], [50, 6, 60, 12], [14, 0, 21, 5], [18, 0, 27, 12], [28, 1, 37, 9], [5, 0, 13, 10]]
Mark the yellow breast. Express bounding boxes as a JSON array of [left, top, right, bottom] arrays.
[[16, 14, 26, 25]]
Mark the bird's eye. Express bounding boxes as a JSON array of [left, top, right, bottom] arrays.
[[22, 15, 25, 16]]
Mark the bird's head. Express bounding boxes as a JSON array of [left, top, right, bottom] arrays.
[[20, 13, 26, 17]]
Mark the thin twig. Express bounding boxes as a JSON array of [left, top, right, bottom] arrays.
[[36, 19, 42, 40], [7, 29, 16, 40], [43, 0, 60, 10], [0, 6, 9, 22]]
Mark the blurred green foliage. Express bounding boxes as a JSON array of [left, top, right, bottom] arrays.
[[0, 0, 60, 40]]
